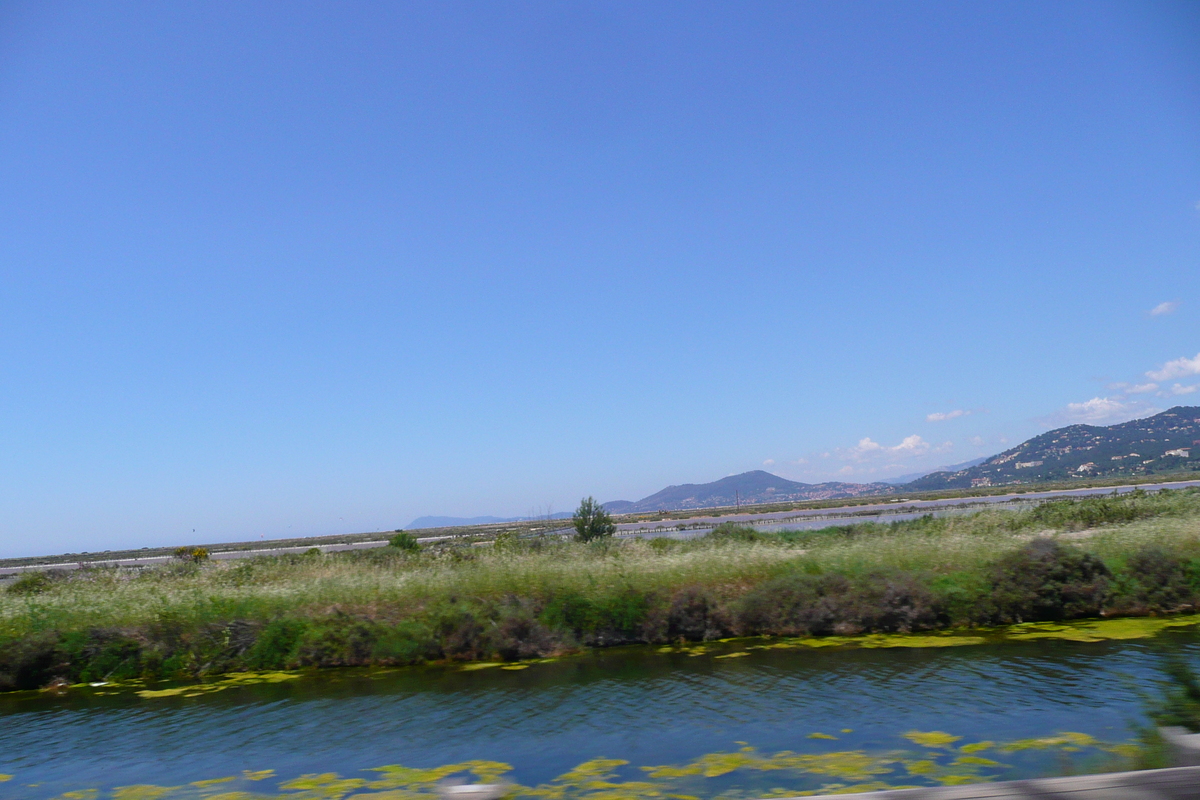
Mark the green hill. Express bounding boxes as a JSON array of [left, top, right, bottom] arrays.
[[606, 470, 895, 513], [908, 406, 1200, 491]]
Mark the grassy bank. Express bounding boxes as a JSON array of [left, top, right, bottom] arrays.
[[3, 489, 1200, 691]]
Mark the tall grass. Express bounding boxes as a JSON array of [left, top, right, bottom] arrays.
[[3, 489, 1200, 689]]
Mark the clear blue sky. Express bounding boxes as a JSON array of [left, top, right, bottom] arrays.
[[2, 1, 1198, 555]]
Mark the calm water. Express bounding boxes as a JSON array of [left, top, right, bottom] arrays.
[[1, 631, 1195, 799]]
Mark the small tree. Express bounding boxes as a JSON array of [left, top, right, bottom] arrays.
[[389, 531, 420, 552], [573, 496, 615, 543]]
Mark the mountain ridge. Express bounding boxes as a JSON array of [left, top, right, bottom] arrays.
[[908, 406, 1200, 490], [408, 407, 1200, 529], [602, 470, 895, 514]]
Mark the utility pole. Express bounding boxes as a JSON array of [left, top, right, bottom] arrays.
[[736, 489, 740, 512]]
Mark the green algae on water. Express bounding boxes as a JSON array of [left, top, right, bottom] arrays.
[[27, 729, 1136, 800], [740, 613, 1200, 655], [904, 731, 962, 748], [135, 671, 301, 699]]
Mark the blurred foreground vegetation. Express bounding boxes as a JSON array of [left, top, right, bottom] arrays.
[[4, 489, 1200, 691]]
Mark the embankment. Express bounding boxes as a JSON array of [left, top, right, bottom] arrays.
[[3, 489, 1200, 691]]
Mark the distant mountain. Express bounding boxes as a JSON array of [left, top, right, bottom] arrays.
[[408, 513, 571, 530], [908, 406, 1200, 491], [883, 457, 990, 485], [603, 470, 895, 514]]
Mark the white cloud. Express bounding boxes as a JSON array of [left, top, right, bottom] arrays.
[[1147, 353, 1200, 382], [1150, 301, 1179, 316], [1051, 396, 1159, 425], [1172, 384, 1198, 396], [927, 409, 969, 422], [1127, 383, 1159, 394], [852, 437, 883, 454], [969, 436, 985, 447], [894, 434, 930, 452], [762, 459, 775, 466], [841, 434, 947, 463]]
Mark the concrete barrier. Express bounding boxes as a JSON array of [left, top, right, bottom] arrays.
[[1162, 727, 1200, 767], [786, 765, 1200, 799]]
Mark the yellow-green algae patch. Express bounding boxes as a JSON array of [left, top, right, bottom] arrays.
[[743, 613, 1200, 654], [36, 730, 1137, 800], [1004, 616, 1200, 642], [190, 777, 236, 788], [136, 672, 301, 699], [242, 771, 274, 782], [904, 731, 961, 748], [111, 786, 175, 800]]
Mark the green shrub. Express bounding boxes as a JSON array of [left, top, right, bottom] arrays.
[[388, 531, 420, 551], [6, 571, 57, 595], [985, 539, 1111, 623], [666, 586, 727, 640], [1113, 545, 1195, 613], [736, 571, 942, 636], [57, 629, 143, 683], [490, 612, 562, 660], [0, 632, 61, 691], [244, 619, 309, 669], [706, 523, 765, 543], [373, 621, 438, 664], [294, 615, 380, 666]]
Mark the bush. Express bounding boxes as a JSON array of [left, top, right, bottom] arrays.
[[244, 619, 308, 669], [538, 588, 650, 645], [985, 539, 1111, 623], [373, 621, 438, 664], [735, 571, 942, 636], [0, 632, 62, 691], [1114, 545, 1195, 613], [388, 531, 420, 551], [173, 546, 210, 563], [666, 586, 729, 640], [491, 612, 562, 660], [706, 523, 765, 543], [6, 570, 58, 595], [1030, 495, 1148, 530], [57, 629, 143, 683], [294, 615, 380, 666]]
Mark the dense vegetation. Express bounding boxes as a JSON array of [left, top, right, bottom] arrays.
[[3, 489, 1200, 692]]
